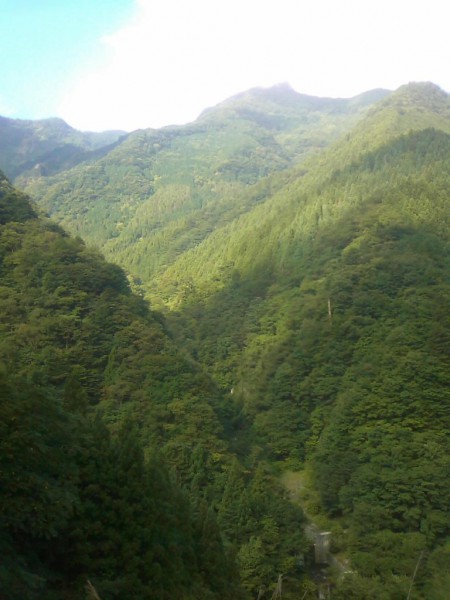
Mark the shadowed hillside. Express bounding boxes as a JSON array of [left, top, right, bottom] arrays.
[[0, 171, 309, 599], [0, 115, 125, 180], [1, 81, 449, 598]]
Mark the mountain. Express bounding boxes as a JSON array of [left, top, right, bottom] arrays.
[[150, 82, 450, 308], [0, 172, 308, 599], [0, 115, 125, 180], [147, 83, 450, 598], [0, 170, 236, 598], [1, 81, 450, 598], [12, 85, 389, 283], [197, 83, 390, 161]]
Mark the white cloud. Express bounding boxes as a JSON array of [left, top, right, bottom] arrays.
[[0, 96, 17, 118], [57, 0, 450, 131]]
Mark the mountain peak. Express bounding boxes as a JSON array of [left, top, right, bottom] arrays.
[[334, 81, 450, 163], [397, 80, 446, 95], [198, 84, 390, 128], [383, 81, 449, 114]]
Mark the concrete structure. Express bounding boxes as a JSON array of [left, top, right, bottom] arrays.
[[314, 531, 332, 565]]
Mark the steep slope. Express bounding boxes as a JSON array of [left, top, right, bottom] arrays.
[[316, 81, 450, 171], [145, 83, 450, 598], [3, 81, 449, 598], [16, 85, 388, 282], [0, 171, 245, 599], [197, 83, 390, 161], [0, 115, 125, 180], [150, 83, 449, 306], [0, 173, 309, 599]]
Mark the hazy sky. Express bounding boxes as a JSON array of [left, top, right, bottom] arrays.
[[1, 0, 449, 131]]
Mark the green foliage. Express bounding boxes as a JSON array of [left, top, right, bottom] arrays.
[[0, 171, 37, 224], [217, 460, 308, 596], [0, 184, 246, 599], [125, 90, 449, 595], [16, 84, 386, 289], [0, 115, 123, 180], [0, 374, 240, 599], [1, 82, 450, 597], [0, 370, 78, 599], [57, 420, 238, 600], [421, 541, 450, 599]]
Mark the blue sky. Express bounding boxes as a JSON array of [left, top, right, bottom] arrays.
[[0, 0, 132, 118], [1, 0, 449, 131]]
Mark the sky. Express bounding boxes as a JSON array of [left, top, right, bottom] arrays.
[[1, 0, 449, 132]]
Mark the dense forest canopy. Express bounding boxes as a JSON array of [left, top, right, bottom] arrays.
[[0, 172, 308, 598], [0, 116, 124, 180], [14, 84, 389, 282], [0, 82, 449, 599]]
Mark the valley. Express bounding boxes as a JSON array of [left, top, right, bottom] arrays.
[[0, 81, 449, 599]]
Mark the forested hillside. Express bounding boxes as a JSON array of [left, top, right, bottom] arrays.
[[146, 84, 450, 598], [0, 174, 309, 599], [0, 116, 124, 180], [1, 81, 449, 599], [150, 86, 450, 598], [17, 85, 388, 282]]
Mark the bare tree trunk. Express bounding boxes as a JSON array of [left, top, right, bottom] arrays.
[[406, 550, 424, 600], [86, 579, 102, 600], [271, 574, 283, 599]]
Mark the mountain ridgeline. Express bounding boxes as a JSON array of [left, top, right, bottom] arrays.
[[0, 82, 449, 599], [15, 84, 389, 281], [0, 116, 125, 182]]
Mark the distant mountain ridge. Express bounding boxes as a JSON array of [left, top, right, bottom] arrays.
[[0, 115, 125, 179], [8, 83, 393, 284], [199, 83, 390, 120]]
